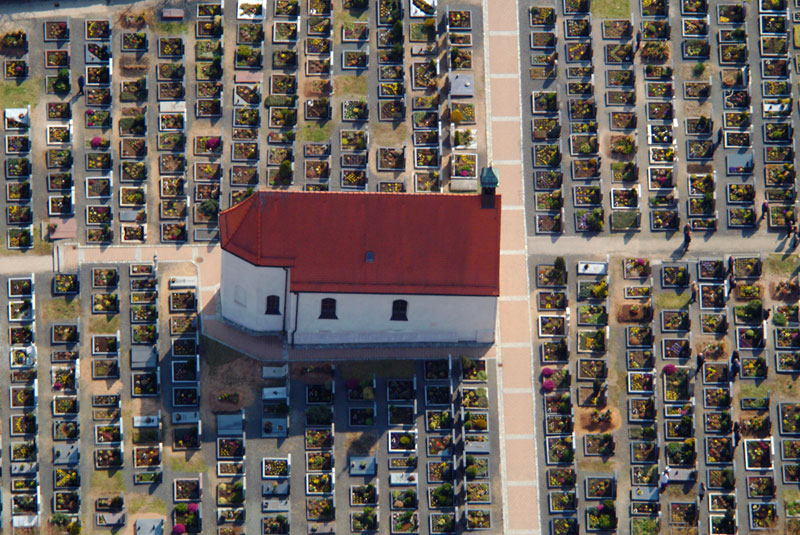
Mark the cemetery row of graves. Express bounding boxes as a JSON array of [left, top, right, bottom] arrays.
[[535, 254, 800, 534], [527, 0, 800, 235], [0, 0, 487, 248]]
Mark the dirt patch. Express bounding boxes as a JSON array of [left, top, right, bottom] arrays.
[[683, 100, 712, 117], [126, 492, 167, 515], [579, 457, 618, 473], [339, 360, 415, 381], [769, 279, 799, 301], [204, 357, 262, 412], [687, 163, 713, 174], [655, 290, 691, 310], [165, 449, 209, 473], [118, 54, 150, 76], [334, 74, 367, 96], [117, 8, 148, 29], [89, 314, 120, 334], [128, 397, 161, 415], [290, 362, 335, 383], [303, 78, 332, 97], [40, 296, 81, 322], [695, 339, 728, 360], [616, 303, 652, 323], [80, 354, 123, 397], [679, 63, 716, 80], [575, 406, 621, 436], [370, 120, 408, 146], [608, 286, 632, 322], [186, 121, 223, 140], [342, 431, 381, 456], [766, 253, 800, 277], [90, 470, 124, 494], [662, 484, 695, 499]]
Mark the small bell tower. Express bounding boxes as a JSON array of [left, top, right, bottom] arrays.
[[480, 162, 498, 209]]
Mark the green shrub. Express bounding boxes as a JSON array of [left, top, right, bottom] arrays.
[[692, 62, 706, 77], [554, 256, 566, 273]]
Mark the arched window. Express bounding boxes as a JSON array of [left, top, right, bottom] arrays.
[[265, 295, 280, 315], [391, 299, 408, 321], [320, 298, 337, 319]]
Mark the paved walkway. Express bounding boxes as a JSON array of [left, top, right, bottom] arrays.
[[0, 253, 52, 273], [528, 232, 800, 256], [482, 0, 542, 533]]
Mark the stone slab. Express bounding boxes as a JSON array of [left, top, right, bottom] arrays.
[[500, 253, 530, 297], [499, 300, 532, 345]]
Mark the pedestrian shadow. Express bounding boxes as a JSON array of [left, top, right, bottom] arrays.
[[669, 244, 687, 260]]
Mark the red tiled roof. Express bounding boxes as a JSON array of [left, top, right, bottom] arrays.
[[219, 191, 501, 296]]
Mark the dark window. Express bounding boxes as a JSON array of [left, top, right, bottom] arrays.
[[391, 299, 408, 321], [320, 298, 337, 319], [265, 295, 280, 315]]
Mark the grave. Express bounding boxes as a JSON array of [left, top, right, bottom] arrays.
[[349, 456, 377, 476], [130, 346, 157, 369], [161, 8, 184, 19]]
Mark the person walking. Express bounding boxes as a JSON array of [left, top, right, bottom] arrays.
[[717, 127, 723, 145], [695, 351, 705, 377], [761, 200, 769, 221], [733, 422, 741, 448], [659, 468, 670, 492], [727, 273, 737, 298], [791, 221, 798, 248], [690, 281, 698, 304], [698, 482, 706, 502], [76, 75, 85, 96], [731, 353, 740, 382], [683, 223, 692, 250]]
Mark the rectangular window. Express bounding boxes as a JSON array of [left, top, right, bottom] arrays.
[[265, 295, 280, 315], [391, 299, 408, 321], [320, 298, 337, 319]]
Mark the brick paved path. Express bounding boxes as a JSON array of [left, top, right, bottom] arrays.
[[482, 0, 543, 533]]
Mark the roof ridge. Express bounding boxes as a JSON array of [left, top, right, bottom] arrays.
[[256, 190, 263, 263], [220, 191, 256, 244], [246, 190, 475, 198]]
